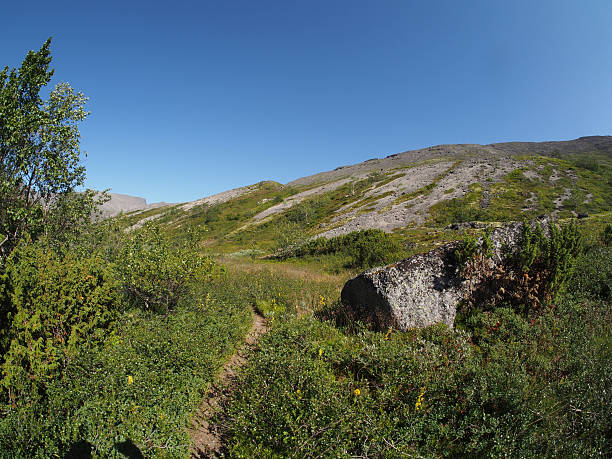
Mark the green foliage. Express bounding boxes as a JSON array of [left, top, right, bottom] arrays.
[[289, 229, 404, 269], [42, 189, 110, 251], [272, 220, 308, 255], [516, 220, 582, 300], [117, 223, 219, 315], [347, 229, 404, 269], [428, 183, 485, 225], [0, 296, 253, 458], [285, 196, 330, 226], [0, 39, 93, 258], [573, 154, 600, 172], [453, 232, 480, 270], [456, 220, 583, 317], [225, 290, 611, 457], [0, 240, 118, 403], [568, 244, 612, 301], [603, 224, 612, 246]]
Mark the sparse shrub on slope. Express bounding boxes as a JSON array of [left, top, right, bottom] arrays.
[[117, 223, 220, 315], [603, 223, 612, 246], [288, 229, 404, 270]]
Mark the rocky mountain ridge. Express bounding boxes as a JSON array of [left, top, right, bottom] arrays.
[[111, 136, 612, 252]]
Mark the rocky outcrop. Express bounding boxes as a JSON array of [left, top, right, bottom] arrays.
[[340, 220, 541, 331], [341, 243, 463, 330]]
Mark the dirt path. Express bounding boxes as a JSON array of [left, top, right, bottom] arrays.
[[188, 311, 268, 458]]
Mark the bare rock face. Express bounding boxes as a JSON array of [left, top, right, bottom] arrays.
[[340, 220, 539, 331], [341, 244, 463, 330]]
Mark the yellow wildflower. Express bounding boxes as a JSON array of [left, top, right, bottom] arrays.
[[415, 386, 425, 411], [318, 348, 323, 357], [384, 328, 392, 340], [127, 375, 134, 385], [354, 388, 361, 396]]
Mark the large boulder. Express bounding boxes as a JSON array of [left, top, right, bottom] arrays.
[[340, 220, 537, 331]]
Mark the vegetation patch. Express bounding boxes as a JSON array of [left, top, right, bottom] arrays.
[[279, 229, 405, 271], [223, 231, 612, 457]]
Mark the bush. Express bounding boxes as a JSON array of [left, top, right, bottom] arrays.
[[347, 229, 404, 269], [515, 219, 582, 301], [117, 224, 219, 314], [573, 155, 600, 172], [284, 196, 329, 226], [603, 224, 612, 246], [459, 220, 582, 315], [289, 229, 404, 270], [567, 244, 612, 300], [0, 240, 118, 404], [0, 297, 253, 458]]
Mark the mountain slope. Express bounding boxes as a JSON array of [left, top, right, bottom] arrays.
[[118, 136, 612, 253]]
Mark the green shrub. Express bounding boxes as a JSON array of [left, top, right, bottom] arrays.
[[0, 297, 253, 458], [567, 244, 612, 300], [515, 220, 582, 300], [573, 155, 600, 172], [347, 229, 404, 269], [272, 220, 307, 255], [453, 232, 481, 271], [285, 196, 329, 226], [117, 223, 219, 314], [288, 229, 404, 270], [0, 240, 118, 404], [460, 220, 582, 315], [603, 224, 612, 246], [225, 293, 611, 457]]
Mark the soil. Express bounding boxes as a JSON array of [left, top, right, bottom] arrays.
[[188, 311, 268, 458]]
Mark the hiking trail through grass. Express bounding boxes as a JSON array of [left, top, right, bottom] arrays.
[[188, 310, 268, 458]]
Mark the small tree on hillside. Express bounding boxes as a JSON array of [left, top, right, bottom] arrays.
[[0, 38, 101, 258]]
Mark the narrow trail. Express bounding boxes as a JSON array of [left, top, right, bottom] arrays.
[[188, 311, 268, 458]]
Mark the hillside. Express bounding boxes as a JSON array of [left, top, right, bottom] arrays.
[[2, 135, 610, 458], [120, 136, 612, 254]]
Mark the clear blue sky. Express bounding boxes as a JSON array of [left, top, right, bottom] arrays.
[[1, 0, 611, 203]]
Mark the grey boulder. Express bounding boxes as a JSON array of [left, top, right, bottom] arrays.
[[340, 244, 463, 330], [340, 220, 540, 331]]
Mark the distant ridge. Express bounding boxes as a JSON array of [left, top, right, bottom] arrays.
[[98, 192, 170, 218]]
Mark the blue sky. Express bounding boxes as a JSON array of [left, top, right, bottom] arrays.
[[1, 0, 611, 203]]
